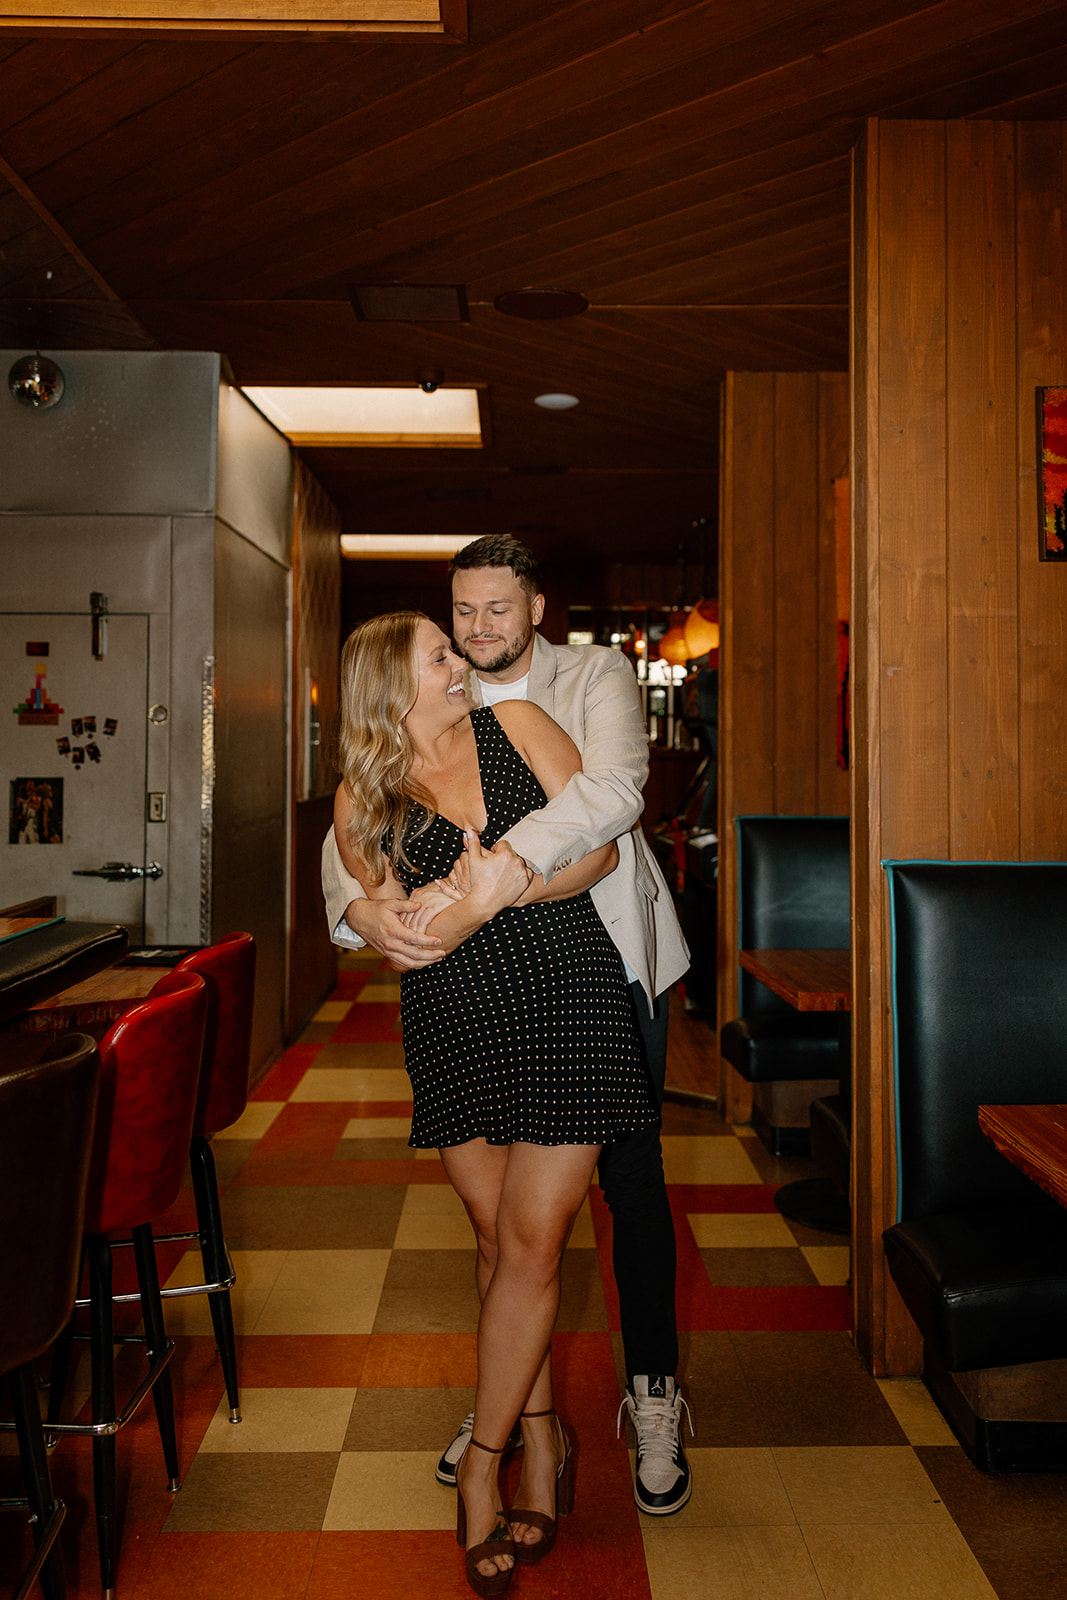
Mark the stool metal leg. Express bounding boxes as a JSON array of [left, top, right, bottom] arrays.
[[8, 1364, 67, 1600], [190, 1136, 241, 1422], [87, 1234, 118, 1600], [131, 1224, 181, 1491]]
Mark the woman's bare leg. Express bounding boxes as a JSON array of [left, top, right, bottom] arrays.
[[441, 1138, 600, 1578]]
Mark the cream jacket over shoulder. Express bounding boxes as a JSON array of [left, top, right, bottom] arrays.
[[320, 632, 690, 1004]]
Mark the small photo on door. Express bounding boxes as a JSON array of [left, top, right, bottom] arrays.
[[9, 777, 63, 844]]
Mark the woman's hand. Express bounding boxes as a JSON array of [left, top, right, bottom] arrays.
[[399, 885, 460, 933]]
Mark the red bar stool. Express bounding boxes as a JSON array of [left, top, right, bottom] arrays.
[[158, 931, 256, 1423], [0, 1032, 99, 1600], [45, 970, 207, 1600]]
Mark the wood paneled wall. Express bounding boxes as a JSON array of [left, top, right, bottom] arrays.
[[717, 371, 850, 1118], [288, 459, 343, 1038], [851, 120, 1067, 1374]]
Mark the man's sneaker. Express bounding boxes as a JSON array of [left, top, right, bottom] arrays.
[[617, 1374, 693, 1515], [434, 1410, 523, 1487]]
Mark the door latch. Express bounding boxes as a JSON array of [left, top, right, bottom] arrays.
[[72, 861, 164, 882]]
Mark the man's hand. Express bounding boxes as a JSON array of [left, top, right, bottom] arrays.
[[464, 832, 534, 912], [344, 896, 446, 971]]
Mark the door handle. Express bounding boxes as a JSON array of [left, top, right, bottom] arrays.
[[72, 861, 164, 882]]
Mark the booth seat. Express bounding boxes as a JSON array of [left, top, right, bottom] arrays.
[[882, 860, 1067, 1472], [719, 814, 849, 1153]]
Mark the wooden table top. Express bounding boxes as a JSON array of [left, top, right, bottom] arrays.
[[979, 1103, 1067, 1211], [10, 965, 161, 1034], [739, 948, 852, 1012], [0, 914, 64, 944]]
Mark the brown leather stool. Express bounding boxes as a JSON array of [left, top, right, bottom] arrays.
[[0, 1031, 100, 1600]]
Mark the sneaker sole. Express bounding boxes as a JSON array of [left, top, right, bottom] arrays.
[[634, 1476, 693, 1517]]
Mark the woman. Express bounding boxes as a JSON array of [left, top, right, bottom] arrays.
[[334, 611, 657, 1596]]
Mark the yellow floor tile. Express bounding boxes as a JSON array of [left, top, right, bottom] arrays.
[[642, 1524, 824, 1600], [661, 1135, 763, 1185], [162, 1248, 287, 1336], [290, 1067, 412, 1102], [323, 1452, 457, 1531], [314, 1000, 352, 1022], [358, 982, 402, 1001], [802, 1522, 999, 1599], [394, 1185, 473, 1249], [341, 1115, 413, 1139], [252, 1249, 392, 1335], [214, 1100, 285, 1140], [772, 1446, 950, 1524], [800, 1245, 852, 1285], [198, 1388, 357, 1452], [635, 1448, 796, 1527], [874, 1378, 958, 1446], [688, 1213, 797, 1248]]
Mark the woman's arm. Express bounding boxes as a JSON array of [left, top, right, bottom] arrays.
[[486, 702, 620, 903], [335, 784, 531, 957]]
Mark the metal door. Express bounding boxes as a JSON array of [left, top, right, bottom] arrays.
[[2, 612, 158, 939]]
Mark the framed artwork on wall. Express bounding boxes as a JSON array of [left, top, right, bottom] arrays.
[[1038, 386, 1067, 560]]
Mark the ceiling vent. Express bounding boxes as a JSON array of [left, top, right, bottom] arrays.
[[493, 288, 588, 320], [348, 283, 470, 322]]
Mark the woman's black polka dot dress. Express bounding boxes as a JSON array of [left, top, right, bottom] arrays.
[[394, 707, 657, 1149]]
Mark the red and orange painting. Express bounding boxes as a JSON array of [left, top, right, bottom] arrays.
[[1039, 386, 1067, 560]]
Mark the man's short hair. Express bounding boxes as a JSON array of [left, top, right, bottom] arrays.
[[449, 535, 540, 599]]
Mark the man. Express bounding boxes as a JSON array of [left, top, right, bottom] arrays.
[[321, 535, 694, 1515]]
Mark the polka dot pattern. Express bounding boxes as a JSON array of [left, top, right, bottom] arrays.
[[395, 708, 657, 1149]]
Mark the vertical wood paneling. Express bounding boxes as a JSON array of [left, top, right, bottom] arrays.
[[877, 121, 950, 861], [774, 372, 821, 813], [1017, 122, 1067, 858], [850, 126, 879, 1361], [817, 372, 850, 808], [288, 458, 342, 1038], [717, 367, 849, 1117], [853, 119, 1067, 1375], [946, 121, 1020, 858]]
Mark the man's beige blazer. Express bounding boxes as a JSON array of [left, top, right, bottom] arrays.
[[321, 632, 690, 1004]]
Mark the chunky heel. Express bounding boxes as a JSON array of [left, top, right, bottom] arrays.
[[509, 1407, 574, 1565], [456, 1435, 515, 1598]]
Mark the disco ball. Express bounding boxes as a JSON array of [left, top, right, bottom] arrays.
[[9, 353, 65, 410]]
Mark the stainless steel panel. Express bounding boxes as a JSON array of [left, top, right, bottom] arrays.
[[0, 350, 219, 514], [0, 517, 172, 612], [216, 381, 294, 566]]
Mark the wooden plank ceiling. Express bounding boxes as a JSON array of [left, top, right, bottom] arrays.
[[0, 0, 1065, 571]]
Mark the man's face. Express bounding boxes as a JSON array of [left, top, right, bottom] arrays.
[[451, 566, 545, 681]]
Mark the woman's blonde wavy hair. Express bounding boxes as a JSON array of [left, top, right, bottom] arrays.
[[337, 610, 436, 884]]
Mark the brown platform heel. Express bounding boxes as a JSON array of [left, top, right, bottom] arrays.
[[456, 1436, 516, 1598], [509, 1407, 575, 1565]]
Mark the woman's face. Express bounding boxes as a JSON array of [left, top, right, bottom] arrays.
[[411, 619, 468, 719]]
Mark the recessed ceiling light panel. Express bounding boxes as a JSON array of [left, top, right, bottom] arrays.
[[340, 534, 480, 559], [534, 393, 579, 410], [242, 385, 483, 447]]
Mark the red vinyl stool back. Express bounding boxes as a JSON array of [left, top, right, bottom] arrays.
[[84, 969, 208, 1236], [175, 931, 256, 1137], [46, 971, 208, 1599]]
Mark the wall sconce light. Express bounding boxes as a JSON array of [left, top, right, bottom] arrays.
[[9, 352, 65, 410]]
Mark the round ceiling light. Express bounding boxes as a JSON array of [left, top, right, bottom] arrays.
[[534, 393, 579, 410], [493, 288, 589, 320]]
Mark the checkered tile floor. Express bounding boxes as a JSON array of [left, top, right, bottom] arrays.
[[4, 952, 1066, 1598]]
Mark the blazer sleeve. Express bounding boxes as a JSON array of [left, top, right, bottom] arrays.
[[321, 826, 368, 945], [502, 649, 649, 883]]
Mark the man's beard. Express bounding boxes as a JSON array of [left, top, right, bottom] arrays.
[[458, 620, 533, 676]]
